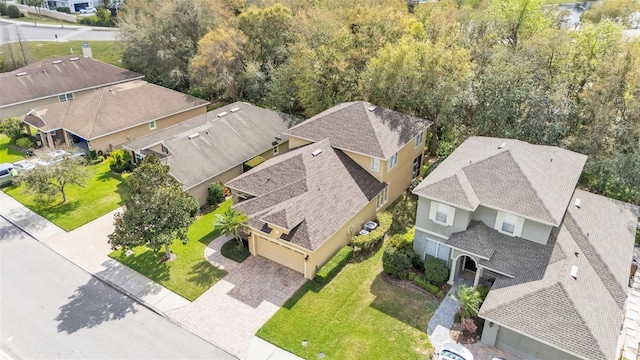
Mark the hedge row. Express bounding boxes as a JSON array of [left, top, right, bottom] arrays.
[[314, 245, 353, 285], [408, 272, 443, 298], [351, 212, 392, 250]]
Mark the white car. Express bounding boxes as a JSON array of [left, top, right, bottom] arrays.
[[79, 7, 96, 13], [435, 343, 474, 360], [12, 160, 36, 172]]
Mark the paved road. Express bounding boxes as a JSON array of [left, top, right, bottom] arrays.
[[0, 21, 118, 44], [0, 217, 235, 360]]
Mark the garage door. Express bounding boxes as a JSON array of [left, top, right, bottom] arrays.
[[495, 327, 579, 360], [256, 236, 305, 274]]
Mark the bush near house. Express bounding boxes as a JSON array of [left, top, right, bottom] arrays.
[[56, 6, 71, 13], [1, 117, 24, 143], [107, 149, 132, 173], [424, 257, 449, 286], [408, 272, 443, 298], [207, 182, 225, 206], [0, 2, 7, 16], [382, 234, 414, 279], [15, 137, 34, 149], [7, 5, 20, 18], [351, 212, 393, 250], [314, 245, 353, 285]]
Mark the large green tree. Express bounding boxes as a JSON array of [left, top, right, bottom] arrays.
[[108, 156, 197, 260], [20, 153, 89, 203]]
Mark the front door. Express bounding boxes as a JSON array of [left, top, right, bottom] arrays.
[[464, 256, 477, 272]]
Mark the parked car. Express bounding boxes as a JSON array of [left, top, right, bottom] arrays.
[[34, 158, 52, 167], [0, 163, 16, 187], [12, 160, 36, 172], [79, 7, 96, 13], [434, 344, 474, 360]]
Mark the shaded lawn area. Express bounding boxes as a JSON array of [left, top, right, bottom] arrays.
[[0, 134, 26, 163], [109, 199, 232, 301], [257, 246, 435, 359], [0, 41, 124, 67], [388, 192, 418, 235], [3, 161, 127, 231]]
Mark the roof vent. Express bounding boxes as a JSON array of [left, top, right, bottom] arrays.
[[69, 57, 79, 61], [52, 60, 62, 64], [367, 105, 377, 112], [275, 135, 282, 141], [570, 265, 578, 279], [16, 72, 27, 77], [230, 107, 240, 113], [188, 133, 200, 140], [574, 198, 581, 209], [498, 142, 507, 149], [217, 111, 228, 118], [311, 149, 323, 157]]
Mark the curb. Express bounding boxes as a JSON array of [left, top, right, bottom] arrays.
[[0, 18, 119, 31]]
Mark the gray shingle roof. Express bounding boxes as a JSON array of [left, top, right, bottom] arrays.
[[0, 56, 143, 108], [478, 190, 639, 360], [284, 101, 430, 159], [23, 80, 209, 141], [227, 139, 387, 251], [124, 102, 299, 189], [414, 136, 587, 225]]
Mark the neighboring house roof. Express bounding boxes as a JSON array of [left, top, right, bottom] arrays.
[[226, 139, 387, 252], [413, 137, 587, 226], [284, 101, 430, 159], [22, 80, 209, 141], [0, 56, 144, 108], [123, 102, 300, 190], [476, 189, 638, 360]]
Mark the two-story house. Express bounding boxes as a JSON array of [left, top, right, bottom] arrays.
[[412, 136, 639, 360], [225, 102, 430, 279]]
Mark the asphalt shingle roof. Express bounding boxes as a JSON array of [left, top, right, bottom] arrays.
[[23, 80, 209, 141], [413, 136, 587, 225], [124, 102, 299, 189], [227, 139, 387, 251], [0, 56, 143, 108], [284, 101, 430, 159]]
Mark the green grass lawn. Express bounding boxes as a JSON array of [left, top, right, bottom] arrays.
[[0, 134, 26, 163], [1, 41, 123, 67], [257, 246, 435, 359], [1, 14, 81, 26], [108, 199, 232, 301], [3, 161, 127, 231]]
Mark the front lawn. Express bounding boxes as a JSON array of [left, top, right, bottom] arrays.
[[3, 161, 127, 231], [0, 41, 123, 67], [257, 246, 435, 359], [0, 134, 26, 163], [108, 199, 232, 301]]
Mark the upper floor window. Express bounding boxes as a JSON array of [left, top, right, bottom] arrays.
[[429, 201, 455, 226], [495, 211, 524, 237], [415, 131, 424, 148], [501, 213, 517, 234], [371, 158, 380, 172], [387, 152, 398, 170], [58, 93, 74, 102], [149, 120, 157, 130], [273, 145, 279, 155]]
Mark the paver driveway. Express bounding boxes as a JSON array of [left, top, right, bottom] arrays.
[[166, 235, 306, 359]]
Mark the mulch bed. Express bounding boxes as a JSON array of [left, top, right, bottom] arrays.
[[450, 322, 480, 345], [380, 272, 438, 301]]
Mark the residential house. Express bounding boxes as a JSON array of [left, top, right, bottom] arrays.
[[285, 101, 430, 211], [412, 136, 639, 360], [22, 80, 209, 153], [226, 102, 430, 279], [123, 102, 299, 206], [0, 56, 143, 120]]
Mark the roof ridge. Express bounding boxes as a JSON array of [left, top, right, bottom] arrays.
[[453, 172, 476, 209], [362, 102, 387, 158], [87, 89, 107, 139]]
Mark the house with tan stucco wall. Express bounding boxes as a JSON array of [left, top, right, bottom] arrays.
[[123, 102, 299, 206], [22, 80, 209, 154]]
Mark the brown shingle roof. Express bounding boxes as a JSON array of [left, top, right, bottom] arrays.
[[0, 56, 143, 107], [227, 139, 386, 251], [285, 101, 430, 159], [23, 80, 209, 140]]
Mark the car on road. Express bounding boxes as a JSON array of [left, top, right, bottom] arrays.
[[434, 343, 474, 360], [12, 160, 36, 172], [79, 7, 96, 13], [0, 163, 16, 187]]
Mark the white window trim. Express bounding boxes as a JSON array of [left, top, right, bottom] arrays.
[[429, 201, 456, 226], [149, 120, 157, 130], [494, 211, 525, 237], [371, 158, 380, 172], [58, 93, 74, 102], [376, 187, 388, 209], [387, 152, 398, 170], [273, 145, 279, 155], [422, 237, 451, 263], [415, 131, 424, 148]]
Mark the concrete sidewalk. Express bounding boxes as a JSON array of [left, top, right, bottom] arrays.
[[0, 17, 118, 31]]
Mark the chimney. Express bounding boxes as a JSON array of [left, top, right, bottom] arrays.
[[82, 43, 93, 59]]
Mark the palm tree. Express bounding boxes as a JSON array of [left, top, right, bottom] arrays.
[[214, 207, 248, 247], [451, 284, 482, 320]]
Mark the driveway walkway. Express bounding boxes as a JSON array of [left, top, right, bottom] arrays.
[[166, 235, 306, 359]]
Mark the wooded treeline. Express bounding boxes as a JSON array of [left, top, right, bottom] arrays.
[[117, 0, 640, 205]]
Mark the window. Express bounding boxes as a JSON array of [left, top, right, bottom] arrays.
[[424, 237, 450, 263], [415, 131, 424, 148], [58, 93, 74, 102], [273, 145, 279, 155], [376, 187, 388, 209], [371, 158, 380, 172], [501, 213, 517, 235], [134, 152, 144, 163], [429, 201, 456, 226], [435, 203, 449, 223], [387, 152, 398, 170], [161, 144, 169, 154], [149, 120, 156, 130]]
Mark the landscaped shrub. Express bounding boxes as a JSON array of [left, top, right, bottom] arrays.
[[56, 6, 71, 13], [382, 236, 413, 279], [411, 274, 443, 298], [476, 284, 490, 302], [0, 2, 7, 16], [15, 137, 34, 149], [89, 155, 105, 165], [89, 149, 98, 160], [107, 149, 132, 173], [187, 195, 200, 218], [207, 182, 225, 206], [424, 257, 449, 286], [220, 238, 250, 262], [351, 212, 393, 250], [315, 246, 353, 285], [7, 5, 20, 18], [1, 117, 23, 143]]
